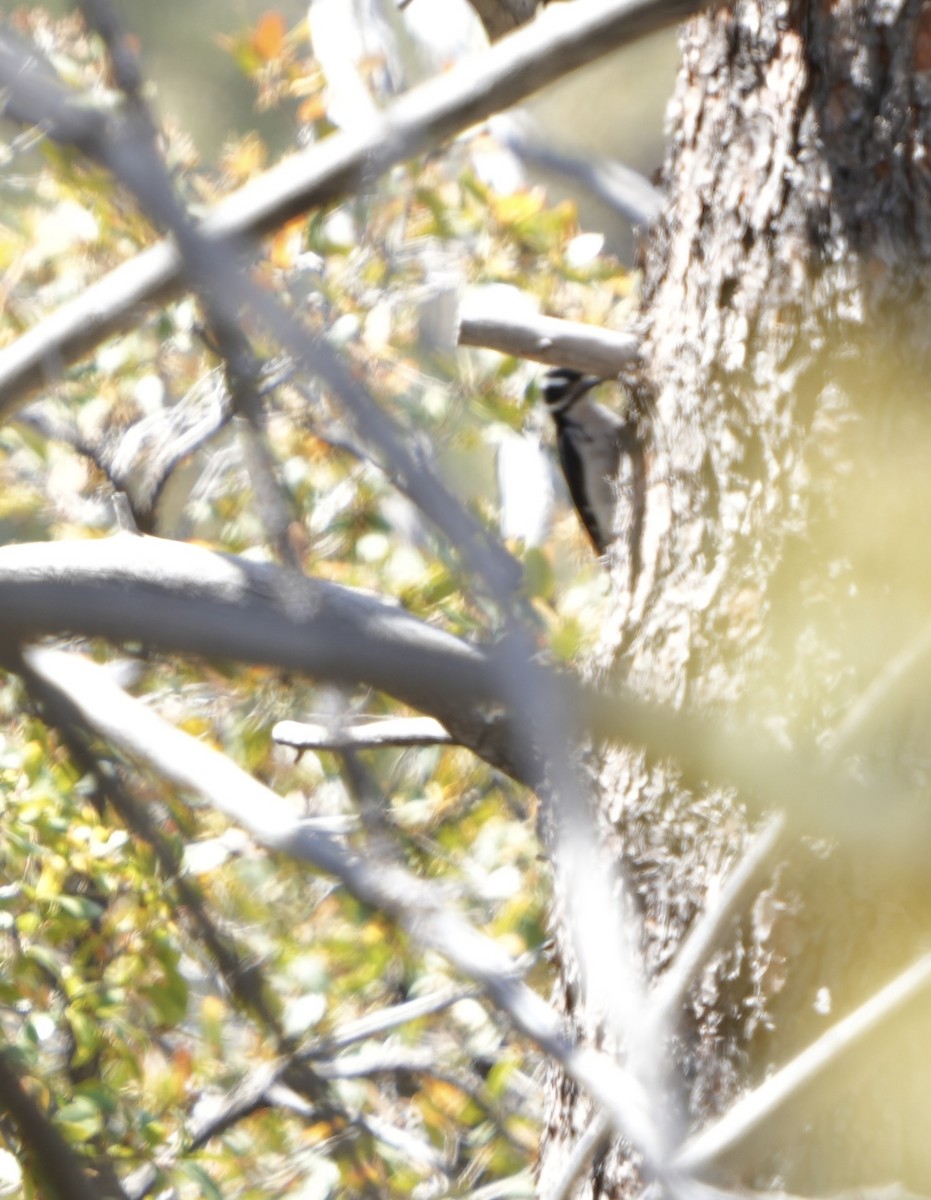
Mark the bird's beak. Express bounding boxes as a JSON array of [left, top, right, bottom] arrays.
[[576, 374, 603, 396]]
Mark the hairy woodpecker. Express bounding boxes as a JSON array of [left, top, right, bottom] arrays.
[[541, 367, 644, 563]]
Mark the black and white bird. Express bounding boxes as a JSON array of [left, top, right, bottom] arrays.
[[541, 367, 644, 562]]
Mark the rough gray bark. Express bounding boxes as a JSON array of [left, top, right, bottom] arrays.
[[540, 2, 931, 1196]]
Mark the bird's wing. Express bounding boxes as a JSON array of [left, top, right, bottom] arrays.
[[557, 428, 609, 555]]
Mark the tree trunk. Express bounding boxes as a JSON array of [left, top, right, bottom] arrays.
[[540, 1, 931, 1195]]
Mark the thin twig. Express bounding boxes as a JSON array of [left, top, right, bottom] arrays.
[[501, 131, 663, 228], [464, 1172, 536, 1200], [458, 300, 642, 376], [339, 741, 408, 855], [274, 716, 455, 751], [306, 984, 477, 1054], [354, 1109, 450, 1174], [674, 952, 931, 1176], [543, 1109, 611, 1200], [309, 1047, 536, 1150], [647, 813, 787, 1036], [121, 1060, 330, 1200], [88, 0, 303, 565], [823, 619, 931, 765], [15, 406, 111, 474], [18, 369, 233, 531]]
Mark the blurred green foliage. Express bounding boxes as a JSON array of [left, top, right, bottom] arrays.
[[0, 6, 635, 1196]]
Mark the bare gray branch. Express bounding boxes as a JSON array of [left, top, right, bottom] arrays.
[[274, 716, 455, 751], [458, 299, 642, 375]]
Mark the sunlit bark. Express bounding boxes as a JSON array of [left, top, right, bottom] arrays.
[[541, 2, 931, 1195]]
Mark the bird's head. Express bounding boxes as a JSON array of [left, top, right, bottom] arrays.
[[540, 368, 602, 416]]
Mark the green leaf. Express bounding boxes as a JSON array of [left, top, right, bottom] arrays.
[[178, 1161, 224, 1200], [57, 895, 104, 920], [66, 1008, 100, 1067], [53, 1095, 104, 1142]]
